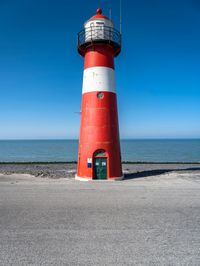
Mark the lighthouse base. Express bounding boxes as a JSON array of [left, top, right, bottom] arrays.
[[75, 175, 124, 181]]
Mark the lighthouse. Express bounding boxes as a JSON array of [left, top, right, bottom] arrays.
[[76, 8, 123, 180]]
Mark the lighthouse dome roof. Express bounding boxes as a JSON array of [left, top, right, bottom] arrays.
[[84, 8, 114, 28], [89, 8, 109, 20]]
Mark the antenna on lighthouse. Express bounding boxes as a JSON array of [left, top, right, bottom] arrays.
[[119, 0, 122, 34], [109, 8, 112, 20]]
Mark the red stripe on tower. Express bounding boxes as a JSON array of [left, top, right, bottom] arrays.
[[84, 46, 114, 69], [76, 8, 123, 180]]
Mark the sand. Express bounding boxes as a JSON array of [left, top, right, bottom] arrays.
[[0, 162, 200, 179]]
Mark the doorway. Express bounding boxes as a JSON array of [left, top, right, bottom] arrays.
[[94, 157, 107, 180]]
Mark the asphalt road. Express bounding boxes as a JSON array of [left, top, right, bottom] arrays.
[[0, 172, 200, 265]]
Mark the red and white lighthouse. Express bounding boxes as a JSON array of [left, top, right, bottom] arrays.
[[76, 8, 123, 180]]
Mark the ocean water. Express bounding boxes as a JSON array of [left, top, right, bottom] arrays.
[[0, 139, 199, 163]]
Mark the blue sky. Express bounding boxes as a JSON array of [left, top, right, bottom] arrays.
[[0, 0, 199, 139]]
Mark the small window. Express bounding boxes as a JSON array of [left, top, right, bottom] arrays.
[[97, 92, 104, 99], [94, 150, 106, 157]]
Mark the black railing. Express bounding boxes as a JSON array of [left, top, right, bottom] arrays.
[[78, 26, 121, 52]]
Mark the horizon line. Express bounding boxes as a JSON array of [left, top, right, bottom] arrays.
[[0, 138, 200, 141]]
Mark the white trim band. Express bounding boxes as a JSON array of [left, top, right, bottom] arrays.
[[82, 66, 116, 94], [75, 175, 124, 181]]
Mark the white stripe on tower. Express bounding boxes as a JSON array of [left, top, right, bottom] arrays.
[[82, 66, 116, 94]]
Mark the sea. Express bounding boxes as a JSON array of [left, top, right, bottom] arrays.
[[0, 139, 199, 163]]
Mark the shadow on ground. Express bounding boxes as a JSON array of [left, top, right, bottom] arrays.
[[123, 168, 200, 180]]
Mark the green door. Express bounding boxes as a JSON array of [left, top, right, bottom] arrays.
[[94, 158, 107, 180]]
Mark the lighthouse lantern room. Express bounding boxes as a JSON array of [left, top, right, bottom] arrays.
[[76, 8, 123, 180]]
